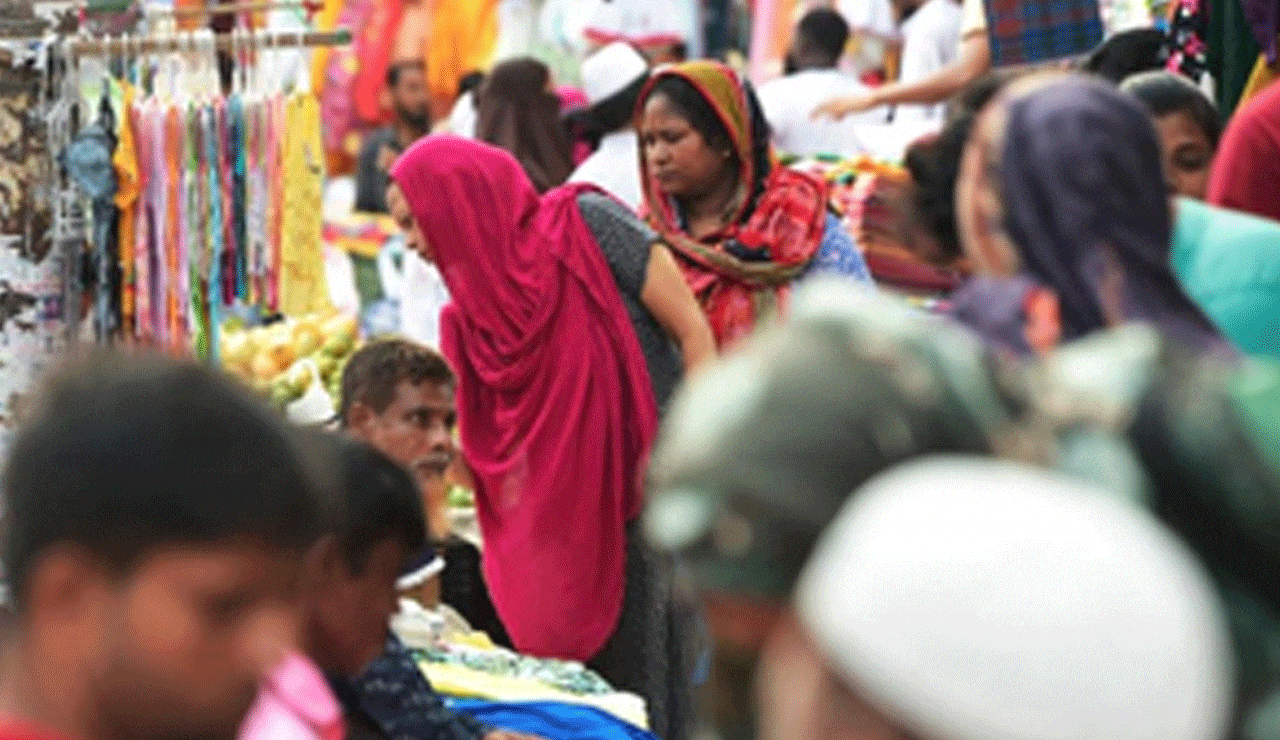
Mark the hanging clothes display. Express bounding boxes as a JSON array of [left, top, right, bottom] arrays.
[[52, 28, 346, 358]]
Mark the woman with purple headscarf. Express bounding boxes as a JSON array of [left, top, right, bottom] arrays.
[[952, 74, 1224, 352]]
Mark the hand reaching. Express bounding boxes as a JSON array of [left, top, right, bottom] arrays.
[[485, 732, 546, 740], [812, 93, 881, 120]]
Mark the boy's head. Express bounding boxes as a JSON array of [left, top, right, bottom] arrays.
[[302, 436, 426, 678], [2, 352, 324, 740], [792, 9, 849, 71]]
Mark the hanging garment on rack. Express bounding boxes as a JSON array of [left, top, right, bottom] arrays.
[[205, 99, 228, 363], [184, 100, 207, 359], [279, 91, 331, 316], [267, 93, 286, 312], [130, 96, 153, 343], [226, 94, 248, 304], [245, 95, 269, 308], [321, 0, 375, 162], [162, 103, 183, 348], [214, 97, 235, 308], [61, 96, 118, 342], [114, 81, 140, 339]]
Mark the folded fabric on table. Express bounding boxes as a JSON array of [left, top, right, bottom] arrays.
[[421, 662, 649, 729], [418, 644, 613, 695], [449, 700, 657, 740]]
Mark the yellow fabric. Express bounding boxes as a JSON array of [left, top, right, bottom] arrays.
[[668, 61, 753, 163], [1240, 51, 1280, 106], [279, 92, 331, 316], [419, 661, 650, 729], [309, 0, 345, 96], [424, 0, 500, 119], [114, 81, 140, 335]]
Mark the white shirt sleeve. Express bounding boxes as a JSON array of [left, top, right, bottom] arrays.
[[960, 0, 987, 38]]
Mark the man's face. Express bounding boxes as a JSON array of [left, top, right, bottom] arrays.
[[955, 103, 1020, 278], [89, 544, 302, 740], [756, 612, 903, 740], [386, 183, 434, 264], [390, 66, 430, 130], [350, 379, 456, 494]]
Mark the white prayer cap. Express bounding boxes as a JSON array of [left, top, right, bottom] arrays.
[[797, 456, 1234, 740], [581, 41, 648, 104]]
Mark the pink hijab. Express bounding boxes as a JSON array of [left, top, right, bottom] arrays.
[[390, 136, 659, 661]]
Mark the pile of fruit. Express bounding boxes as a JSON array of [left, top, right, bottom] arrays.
[[220, 310, 360, 410]]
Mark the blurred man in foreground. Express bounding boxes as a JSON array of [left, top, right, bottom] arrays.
[[0, 353, 324, 740]]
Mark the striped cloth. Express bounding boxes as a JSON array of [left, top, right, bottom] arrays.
[[984, 0, 1105, 67]]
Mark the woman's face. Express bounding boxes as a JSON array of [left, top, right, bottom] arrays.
[[641, 92, 736, 200], [955, 104, 1021, 277], [386, 182, 434, 263], [1153, 110, 1214, 200]]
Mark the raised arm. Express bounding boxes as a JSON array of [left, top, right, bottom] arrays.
[[814, 34, 992, 119]]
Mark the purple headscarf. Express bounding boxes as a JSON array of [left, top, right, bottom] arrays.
[[998, 76, 1220, 349], [948, 275, 1039, 357]]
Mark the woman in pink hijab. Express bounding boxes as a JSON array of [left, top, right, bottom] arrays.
[[387, 135, 713, 738]]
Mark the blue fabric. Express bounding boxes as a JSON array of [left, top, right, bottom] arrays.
[[229, 94, 248, 302], [63, 116, 119, 341], [204, 103, 224, 365], [449, 700, 658, 740], [802, 213, 874, 284]]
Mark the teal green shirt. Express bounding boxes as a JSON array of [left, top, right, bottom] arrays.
[[1171, 198, 1280, 358]]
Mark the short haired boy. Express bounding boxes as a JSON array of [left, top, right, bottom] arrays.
[[0, 353, 324, 740]]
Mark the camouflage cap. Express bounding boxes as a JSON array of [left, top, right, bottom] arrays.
[[1026, 326, 1280, 740], [644, 281, 1020, 600]]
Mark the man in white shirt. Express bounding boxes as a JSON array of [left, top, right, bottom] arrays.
[[757, 8, 890, 158], [815, 0, 1151, 120], [567, 42, 651, 211], [893, 0, 963, 122]]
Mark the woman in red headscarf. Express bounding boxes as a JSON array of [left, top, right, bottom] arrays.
[[386, 135, 712, 739], [638, 61, 875, 349]]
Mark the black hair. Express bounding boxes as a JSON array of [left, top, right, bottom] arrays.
[[948, 69, 1019, 122], [457, 71, 485, 99], [796, 8, 849, 65], [565, 70, 649, 147], [330, 436, 427, 574], [906, 73, 1016, 265], [340, 339, 455, 426], [2, 353, 324, 609], [1081, 28, 1169, 85], [387, 60, 426, 90], [1121, 71, 1222, 148], [644, 73, 774, 217], [905, 117, 971, 265]]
